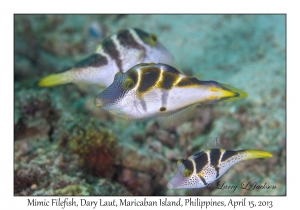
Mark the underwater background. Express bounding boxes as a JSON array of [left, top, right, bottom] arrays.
[[14, 14, 286, 196]]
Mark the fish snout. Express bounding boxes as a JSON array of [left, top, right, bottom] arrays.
[[94, 86, 125, 109]]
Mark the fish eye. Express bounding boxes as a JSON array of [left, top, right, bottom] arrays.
[[142, 33, 157, 46], [123, 78, 135, 90], [183, 169, 193, 177]]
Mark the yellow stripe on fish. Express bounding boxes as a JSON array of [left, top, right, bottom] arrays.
[[38, 28, 170, 87], [94, 58, 248, 128], [167, 148, 272, 189]]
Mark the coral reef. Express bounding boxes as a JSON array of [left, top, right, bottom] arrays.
[[113, 144, 168, 195], [53, 184, 93, 196], [14, 89, 61, 142], [66, 118, 117, 178]]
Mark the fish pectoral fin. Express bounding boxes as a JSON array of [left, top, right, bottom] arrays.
[[156, 104, 199, 129]]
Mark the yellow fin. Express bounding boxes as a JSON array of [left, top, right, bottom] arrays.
[[156, 104, 198, 129], [38, 73, 71, 87], [243, 150, 273, 160], [218, 83, 248, 102]]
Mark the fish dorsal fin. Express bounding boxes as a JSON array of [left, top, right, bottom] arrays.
[[194, 73, 204, 80], [202, 137, 231, 151], [202, 137, 222, 150], [158, 50, 185, 75], [156, 104, 199, 129], [158, 50, 177, 67]]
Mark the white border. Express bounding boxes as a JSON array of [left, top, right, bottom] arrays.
[[3, 1, 297, 209]]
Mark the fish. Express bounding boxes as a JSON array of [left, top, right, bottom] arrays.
[[38, 28, 170, 88], [167, 148, 273, 189], [94, 54, 248, 128]]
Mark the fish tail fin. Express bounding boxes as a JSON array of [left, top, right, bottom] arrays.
[[217, 83, 248, 102], [38, 72, 72, 87], [242, 150, 273, 160]]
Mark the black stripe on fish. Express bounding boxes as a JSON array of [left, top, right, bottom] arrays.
[[75, 54, 108, 68], [194, 151, 204, 156], [102, 37, 123, 72], [138, 67, 160, 93], [182, 159, 194, 172], [199, 81, 229, 90], [215, 166, 220, 178], [141, 99, 147, 112], [177, 77, 202, 87], [117, 29, 145, 50], [221, 150, 238, 162], [199, 175, 208, 186], [194, 152, 209, 174], [159, 71, 178, 90], [162, 63, 182, 75], [210, 149, 221, 167], [199, 80, 219, 86]]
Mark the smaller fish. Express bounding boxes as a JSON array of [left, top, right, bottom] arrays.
[[38, 28, 170, 88], [167, 148, 272, 189]]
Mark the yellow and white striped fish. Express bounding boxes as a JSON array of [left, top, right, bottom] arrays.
[[167, 148, 272, 189], [94, 57, 248, 128], [38, 28, 170, 88]]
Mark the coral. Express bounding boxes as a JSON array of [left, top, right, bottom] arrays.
[[155, 129, 176, 148], [91, 178, 133, 196], [117, 168, 154, 195], [14, 89, 61, 142], [53, 179, 133, 196], [14, 167, 41, 195], [54, 184, 92, 196], [66, 118, 117, 178], [113, 144, 168, 195]]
